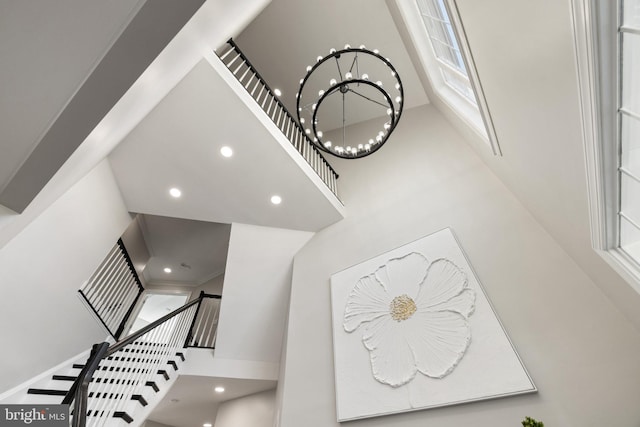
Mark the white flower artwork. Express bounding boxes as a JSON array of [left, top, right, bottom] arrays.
[[343, 253, 476, 387], [330, 229, 536, 421]]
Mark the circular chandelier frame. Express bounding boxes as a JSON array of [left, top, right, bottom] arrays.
[[296, 46, 404, 159]]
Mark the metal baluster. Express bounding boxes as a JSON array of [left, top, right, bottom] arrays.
[[225, 52, 242, 69], [83, 246, 119, 299], [205, 300, 221, 347]]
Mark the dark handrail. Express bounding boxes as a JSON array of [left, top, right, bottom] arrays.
[[226, 38, 339, 180], [107, 294, 218, 356], [64, 292, 222, 426], [69, 342, 109, 427]]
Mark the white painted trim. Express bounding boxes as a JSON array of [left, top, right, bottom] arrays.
[[571, 0, 609, 250], [571, 0, 640, 295], [444, 0, 502, 156], [599, 248, 640, 295], [392, 0, 501, 155]]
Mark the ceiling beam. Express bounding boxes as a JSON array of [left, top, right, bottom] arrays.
[[0, 0, 205, 213]]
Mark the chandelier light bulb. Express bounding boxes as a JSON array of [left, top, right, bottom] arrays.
[[295, 44, 403, 159]]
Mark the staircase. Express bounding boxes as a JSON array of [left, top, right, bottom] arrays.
[[24, 346, 187, 424], [2, 290, 220, 427]]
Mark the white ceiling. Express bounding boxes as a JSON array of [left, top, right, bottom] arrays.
[[235, 0, 429, 128], [148, 375, 276, 427], [108, 57, 345, 233], [138, 215, 231, 286]]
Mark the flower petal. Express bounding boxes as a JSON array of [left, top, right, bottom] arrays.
[[374, 252, 429, 300], [343, 275, 390, 332], [405, 310, 471, 378], [424, 288, 476, 318], [416, 258, 468, 309], [361, 316, 417, 387]]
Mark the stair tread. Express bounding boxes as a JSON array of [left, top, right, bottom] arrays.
[[27, 389, 67, 396]]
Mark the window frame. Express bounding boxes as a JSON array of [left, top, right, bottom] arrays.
[[573, 0, 640, 294], [394, 0, 502, 156]]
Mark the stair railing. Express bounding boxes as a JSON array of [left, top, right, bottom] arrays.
[[78, 239, 145, 339], [217, 39, 340, 199], [64, 292, 221, 427], [185, 292, 221, 348]]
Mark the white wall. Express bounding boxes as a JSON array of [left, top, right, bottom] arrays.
[[214, 389, 276, 427], [277, 105, 640, 426], [214, 224, 313, 375], [120, 215, 151, 287], [0, 160, 132, 392], [389, 0, 640, 330]]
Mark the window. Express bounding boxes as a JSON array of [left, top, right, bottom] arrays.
[[574, 0, 640, 293], [394, 0, 501, 155], [416, 0, 476, 103], [619, 1, 640, 261]]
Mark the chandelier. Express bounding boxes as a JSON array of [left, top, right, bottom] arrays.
[[296, 45, 404, 159]]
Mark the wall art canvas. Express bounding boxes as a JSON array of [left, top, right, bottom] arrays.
[[330, 228, 536, 421]]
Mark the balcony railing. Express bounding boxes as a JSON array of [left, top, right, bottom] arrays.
[[78, 239, 144, 339], [217, 39, 340, 198]]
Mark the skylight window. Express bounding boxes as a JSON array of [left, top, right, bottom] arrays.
[[394, 0, 501, 155]]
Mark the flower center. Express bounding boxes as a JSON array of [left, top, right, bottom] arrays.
[[389, 294, 417, 322]]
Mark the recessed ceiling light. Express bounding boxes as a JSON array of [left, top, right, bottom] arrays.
[[214, 386, 225, 393], [164, 267, 172, 273], [274, 88, 282, 97], [220, 146, 233, 157], [169, 187, 182, 198], [270, 195, 282, 205], [203, 423, 212, 427]]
